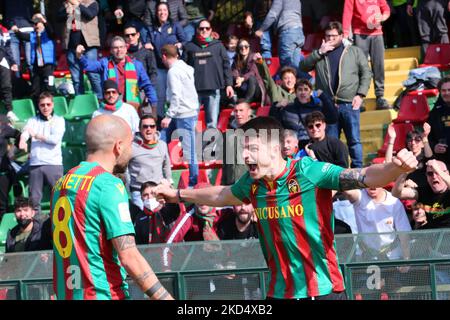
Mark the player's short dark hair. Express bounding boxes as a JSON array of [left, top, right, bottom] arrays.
[[240, 116, 284, 146], [14, 197, 33, 211], [304, 111, 326, 126], [325, 21, 343, 35], [140, 181, 158, 194]]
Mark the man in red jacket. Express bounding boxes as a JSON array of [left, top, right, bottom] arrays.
[[342, 0, 391, 110]]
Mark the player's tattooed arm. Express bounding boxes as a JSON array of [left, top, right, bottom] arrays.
[[339, 168, 368, 190], [112, 234, 136, 251], [144, 280, 171, 300]]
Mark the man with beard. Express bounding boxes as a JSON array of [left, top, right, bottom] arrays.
[[50, 115, 173, 300], [5, 197, 51, 253], [217, 203, 258, 240]]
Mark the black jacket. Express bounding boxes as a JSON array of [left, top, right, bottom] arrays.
[[6, 217, 52, 253], [183, 39, 233, 91], [0, 121, 20, 173], [128, 44, 158, 87], [427, 98, 450, 163]]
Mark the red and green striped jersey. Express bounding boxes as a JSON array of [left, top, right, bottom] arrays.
[[231, 157, 345, 299], [51, 161, 135, 300]]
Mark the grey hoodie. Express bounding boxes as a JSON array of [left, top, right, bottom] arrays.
[[260, 0, 303, 33], [128, 132, 172, 191]]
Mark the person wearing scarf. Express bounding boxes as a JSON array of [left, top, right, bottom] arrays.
[[91, 79, 140, 133], [128, 115, 173, 210]]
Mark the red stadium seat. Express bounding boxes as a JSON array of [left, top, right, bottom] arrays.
[[378, 123, 415, 157], [196, 110, 206, 132], [249, 102, 261, 109], [419, 44, 450, 71], [256, 106, 271, 117], [407, 88, 439, 98], [168, 139, 188, 170], [217, 109, 233, 132], [265, 57, 280, 78], [393, 95, 430, 124]]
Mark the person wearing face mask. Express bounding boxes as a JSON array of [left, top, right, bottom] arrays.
[[133, 181, 180, 245], [5, 197, 51, 253]]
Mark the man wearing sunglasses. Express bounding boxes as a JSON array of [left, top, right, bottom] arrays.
[[128, 115, 172, 210], [393, 159, 450, 229], [92, 79, 140, 133], [304, 111, 349, 169]]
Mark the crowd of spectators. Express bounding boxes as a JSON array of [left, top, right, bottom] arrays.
[[0, 1, 449, 283]]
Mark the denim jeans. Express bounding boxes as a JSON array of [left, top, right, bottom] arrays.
[[255, 20, 272, 59], [156, 68, 168, 117], [326, 103, 363, 168], [198, 89, 221, 129], [67, 47, 103, 99], [9, 31, 31, 75], [160, 115, 199, 186], [278, 27, 304, 69]]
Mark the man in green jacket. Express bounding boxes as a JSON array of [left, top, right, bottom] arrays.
[[300, 21, 371, 168]]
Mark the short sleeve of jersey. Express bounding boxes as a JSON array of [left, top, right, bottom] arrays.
[[300, 157, 344, 190], [99, 177, 135, 240], [230, 172, 253, 204]]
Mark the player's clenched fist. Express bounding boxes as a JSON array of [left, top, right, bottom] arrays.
[[392, 148, 418, 173], [152, 184, 178, 204]]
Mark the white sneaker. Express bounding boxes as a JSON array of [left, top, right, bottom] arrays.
[[6, 111, 19, 122]]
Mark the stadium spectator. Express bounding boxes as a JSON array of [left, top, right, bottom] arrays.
[[231, 39, 267, 105], [343, 187, 411, 260], [1, 0, 33, 76], [388, 0, 420, 47], [183, 0, 217, 42], [303, 111, 349, 168], [224, 34, 238, 68], [144, 0, 188, 30], [134, 181, 179, 244], [385, 122, 433, 187], [226, 11, 261, 53], [154, 116, 419, 300], [255, 0, 305, 71], [221, 101, 254, 186], [183, 19, 234, 129], [5, 197, 52, 253], [124, 23, 157, 90], [0, 115, 20, 219], [217, 203, 258, 240], [92, 79, 140, 133], [0, 24, 18, 122], [149, 2, 187, 120], [428, 76, 450, 165], [58, 0, 103, 99], [276, 80, 337, 147], [411, 201, 428, 229], [343, 0, 391, 110], [160, 44, 199, 187], [300, 21, 372, 168], [282, 129, 304, 160], [18, 92, 65, 214], [76, 35, 157, 110], [253, 52, 296, 109], [407, 0, 450, 57], [245, 0, 273, 58], [392, 159, 450, 229], [129, 115, 172, 210], [12, 13, 57, 105]]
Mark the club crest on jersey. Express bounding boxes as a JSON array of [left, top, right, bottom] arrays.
[[251, 184, 257, 195], [288, 179, 299, 194]]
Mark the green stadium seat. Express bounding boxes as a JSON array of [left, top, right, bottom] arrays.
[[53, 96, 69, 117], [11, 99, 36, 122], [64, 119, 90, 145], [65, 93, 99, 120], [62, 146, 86, 173], [0, 213, 17, 246]]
